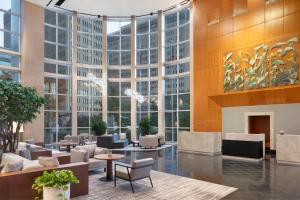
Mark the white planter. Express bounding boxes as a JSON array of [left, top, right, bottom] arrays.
[[43, 183, 70, 200]]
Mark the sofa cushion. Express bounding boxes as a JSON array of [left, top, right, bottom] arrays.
[[73, 148, 89, 162], [38, 156, 59, 167], [22, 159, 43, 171], [0, 153, 23, 168], [116, 167, 130, 180], [1, 160, 23, 173], [94, 147, 108, 155], [78, 144, 97, 158]]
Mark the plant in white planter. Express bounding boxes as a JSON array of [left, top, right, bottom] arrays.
[[32, 170, 79, 200]]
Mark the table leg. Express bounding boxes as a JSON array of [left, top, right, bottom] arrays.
[[106, 160, 113, 180]]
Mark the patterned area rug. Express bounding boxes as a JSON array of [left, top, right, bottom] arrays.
[[73, 170, 237, 200], [112, 144, 172, 151]]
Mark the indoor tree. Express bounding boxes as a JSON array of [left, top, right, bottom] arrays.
[[139, 118, 151, 136], [0, 80, 45, 153], [91, 117, 107, 136]]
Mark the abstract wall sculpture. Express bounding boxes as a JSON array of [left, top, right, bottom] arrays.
[[223, 37, 298, 92], [223, 52, 244, 92], [270, 37, 298, 87]]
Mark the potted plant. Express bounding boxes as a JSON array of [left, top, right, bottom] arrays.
[[91, 117, 107, 136], [32, 170, 79, 200], [139, 118, 151, 136], [0, 80, 45, 153]]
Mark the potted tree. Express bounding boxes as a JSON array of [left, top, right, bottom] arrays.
[[139, 118, 151, 136], [0, 80, 45, 153], [32, 170, 79, 200], [91, 117, 107, 136]]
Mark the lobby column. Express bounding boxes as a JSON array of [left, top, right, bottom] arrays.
[[131, 15, 137, 141], [102, 16, 108, 123], [71, 11, 78, 136], [21, 2, 44, 142], [157, 10, 164, 136]]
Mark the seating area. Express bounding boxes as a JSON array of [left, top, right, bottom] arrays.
[[1, 0, 300, 199]]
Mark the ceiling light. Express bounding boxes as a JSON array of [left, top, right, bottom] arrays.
[[177, 4, 181, 8]]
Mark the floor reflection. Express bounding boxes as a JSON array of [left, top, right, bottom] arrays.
[[114, 145, 300, 199]]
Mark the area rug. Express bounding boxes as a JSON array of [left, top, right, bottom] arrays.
[[73, 170, 237, 200], [112, 144, 172, 152]]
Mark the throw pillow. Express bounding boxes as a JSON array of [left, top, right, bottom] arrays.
[[38, 157, 59, 167], [1, 160, 23, 173], [120, 133, 127, 140], [18, 149, 32, 160], [22, 160, 43, 171]]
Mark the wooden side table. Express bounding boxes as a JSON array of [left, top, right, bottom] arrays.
[[94, 154, 124, 181]]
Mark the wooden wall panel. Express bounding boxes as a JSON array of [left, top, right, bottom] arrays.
[[21, 2, 45, 142], [193, 0, 300, 132]]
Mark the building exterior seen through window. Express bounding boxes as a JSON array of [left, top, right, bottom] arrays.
[[43, 7, 191, 144], [0, 0, 20, 81]]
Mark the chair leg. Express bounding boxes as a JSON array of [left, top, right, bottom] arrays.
[[149, 176, 153, 188], [130, 181, 134, 193], [114, 177, 116, 187]]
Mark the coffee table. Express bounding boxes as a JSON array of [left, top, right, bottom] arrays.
[[94, 154, 125, 181]]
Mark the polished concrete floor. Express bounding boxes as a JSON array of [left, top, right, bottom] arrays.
[[114, 145, 300, 200]]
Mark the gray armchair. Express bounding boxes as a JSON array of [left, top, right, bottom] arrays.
[[114, 158, 154, 193], [71, 144, 108, 171]]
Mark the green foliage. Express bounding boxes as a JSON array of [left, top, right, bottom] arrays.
[[91, 117, 107, 136], [0, 80, 45, 152], [139, 118, 151, 136], [32, 170, 79, 199]]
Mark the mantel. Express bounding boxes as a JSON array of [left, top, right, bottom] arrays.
[[209, 85, 300, 107]]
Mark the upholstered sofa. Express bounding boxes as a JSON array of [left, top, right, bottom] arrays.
[[0, 153, 88, 199], [71, 144, 108, 171], [97, 134, 129, 149], [17, 142, 52, 160], [139, 135, 159, 148]]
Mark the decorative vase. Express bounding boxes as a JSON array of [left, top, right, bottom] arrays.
[[43, 183, 70, 200]]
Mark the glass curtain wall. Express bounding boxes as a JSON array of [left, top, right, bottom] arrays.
[[164, 8, 190, 142], [44, 9, 72, 144], [107, 20, 131, 135], [43, 6, 191, 144], [0, 0, 20, 81], [77, 16, 103, 134], [136, 17, 158, 139]]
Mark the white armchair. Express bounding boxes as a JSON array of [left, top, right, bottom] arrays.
[[114, 158, 154, 193], [139, 135, 159, 149], [71, 144, 108, 171]]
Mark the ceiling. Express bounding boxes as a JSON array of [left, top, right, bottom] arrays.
[[26, 0, 184, 16]]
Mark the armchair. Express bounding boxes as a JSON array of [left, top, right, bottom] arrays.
[[71, 144, 108, 171], [139, 135, 159, 149], [114, 158, 154, 193]]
